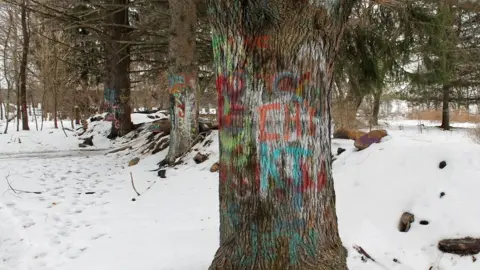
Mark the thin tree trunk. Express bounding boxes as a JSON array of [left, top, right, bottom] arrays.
[[20, 0, 30, 130], [40, 89, 46, 131], [54, 89, 58, 128], [105, 0, 132, 138], [441, 84, 450, 130], [166, 0, 199, 164], [30, 93, 38, 131], [208, 1, 353, 269], [3, 12, 13, 134], [75, 106, 80, 125], [440, 0, 452, 130], [4, 93, 10, 134], [16, 85, 20, 131]]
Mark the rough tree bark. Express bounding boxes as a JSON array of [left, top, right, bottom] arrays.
[[166, 0, 199, 164], [105, 0, 132, 138], [441, 84, 450, 130], [19, 0, 30, 130], [371, 90, 382, 126], [54, 88, 58, 129], [439, 0, 452, 130], [208, 0, 354, 269], [3, 11, 13, 134], [0, 98, 3, 120], [335, 91, 363, 129]]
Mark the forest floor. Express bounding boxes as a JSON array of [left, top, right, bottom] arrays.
[[0, 115, 479, 270]]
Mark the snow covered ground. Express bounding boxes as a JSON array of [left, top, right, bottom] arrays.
[[1, 115, 480, 270]]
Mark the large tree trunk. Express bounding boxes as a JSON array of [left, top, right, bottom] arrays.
[[441, 84, 450, 130], [105, 0, 132, 138], [166, 0, 198, 164], [333, 91, 363, 130], [208, 1, 353, 269], [20, 0, 30, 130], [371, 90, 382, 126]]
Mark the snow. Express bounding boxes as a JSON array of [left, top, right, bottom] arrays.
[[1, 115, 480, 270]]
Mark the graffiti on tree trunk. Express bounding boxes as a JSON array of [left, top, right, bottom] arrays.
[[214, 33, 333, 265], [168, 73, 196, 134], [103, 88, 124, 129]]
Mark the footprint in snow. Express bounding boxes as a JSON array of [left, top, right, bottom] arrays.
[[50, 237, 61, 246], [91, 232, 107, 240], [65, 246, 88, 259], [33, 252, 47, 259], [22, 220, 35, 229], [5, 202, 16, 207]]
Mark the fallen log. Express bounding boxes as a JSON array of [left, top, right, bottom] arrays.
[[438, 237, 480, 256], [107, 145, 133, 154]]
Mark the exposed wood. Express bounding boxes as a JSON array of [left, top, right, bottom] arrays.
[[438, 237, 480, 256]]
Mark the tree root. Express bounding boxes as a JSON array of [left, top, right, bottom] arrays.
[[209, 233, 348, 270]]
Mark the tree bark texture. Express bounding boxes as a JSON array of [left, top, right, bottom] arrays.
[[332, 90, 363, 130], [439, 0, 452, 130], [54, 89, 58, 129], [20, 0, 30, 130], [208, 0, 354, 269], [75, 106, 80, 125], [166, 0, 199, 164], [104, 0, 132, 138], [441, 84, 450, 130], [371, 90, 382, 126]]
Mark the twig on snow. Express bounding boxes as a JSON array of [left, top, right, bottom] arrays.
[[5, 173, 42, 195], [353, 245, 390, 269], [353, 245, 376, 262], [107, 145, 132, 154], [5, 172, 17, 194], [59, 119, 68, 138], [130, 172, 140, 196]]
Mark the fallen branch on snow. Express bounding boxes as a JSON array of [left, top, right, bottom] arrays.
[[130, 172, 140, 196], [353, 245, 389, 269], [59, 119, 68, 138], [107, 145, 133, 154], [353, 245, 376, 262], [5, 173, 42, 195]]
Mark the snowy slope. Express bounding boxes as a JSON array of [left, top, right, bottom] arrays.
[[335, 133, 480, 269], [1, 117, 480, 270]]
